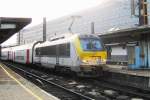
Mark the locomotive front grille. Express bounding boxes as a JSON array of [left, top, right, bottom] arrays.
[[81, 56, 106, 65]]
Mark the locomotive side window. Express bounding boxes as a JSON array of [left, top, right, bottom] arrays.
[[35, 48, 41, 56], [35, 43, 70, 57], [39, 45, 56, 56], [59, 43, 70, 57], [47, 45, 56, 56]]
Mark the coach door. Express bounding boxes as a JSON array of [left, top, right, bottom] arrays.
[[56, 45, 59, 65]]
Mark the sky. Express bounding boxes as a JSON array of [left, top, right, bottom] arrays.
[[1, 0, 105, 46]]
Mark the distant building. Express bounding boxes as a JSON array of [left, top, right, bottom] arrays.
[[19, 0, 150, 45]]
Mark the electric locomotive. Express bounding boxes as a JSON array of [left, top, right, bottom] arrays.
[[1, 33, 107, 77]]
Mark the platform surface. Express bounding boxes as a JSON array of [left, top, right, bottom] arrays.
[[0, 63, 59, 100], [104, 64, 150, 77]]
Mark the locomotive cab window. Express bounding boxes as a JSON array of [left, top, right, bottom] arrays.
[[80, 38, 103, 51]]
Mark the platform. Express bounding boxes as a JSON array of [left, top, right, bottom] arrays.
[[103, 64, 150, 89], [104, 64, 150, 77], [0, 63, 59, 100]]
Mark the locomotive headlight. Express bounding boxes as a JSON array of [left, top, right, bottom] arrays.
[[102, 59, 106, 62], [82, 59, 88, 63]]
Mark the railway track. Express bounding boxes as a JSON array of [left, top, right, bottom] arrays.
[[92, 79, 150, 100], [2, 61, 149, 100], [2, 62, 107, 100]]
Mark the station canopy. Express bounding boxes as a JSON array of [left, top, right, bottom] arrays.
[[0, 17, 31, 44], [99, 25, 150, 44]]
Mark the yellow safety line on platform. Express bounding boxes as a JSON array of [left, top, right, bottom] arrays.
[[0, 64, 43, 100]]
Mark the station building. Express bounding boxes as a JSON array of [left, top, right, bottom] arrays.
[[100, 26, 150, 69]]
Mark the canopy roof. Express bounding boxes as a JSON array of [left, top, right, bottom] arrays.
[[0, 17, 31, 44]]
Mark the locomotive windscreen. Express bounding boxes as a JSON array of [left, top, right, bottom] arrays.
[[80, 38, 104, 51]]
